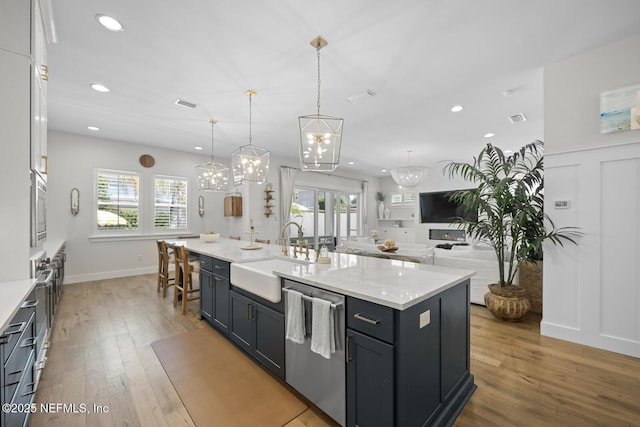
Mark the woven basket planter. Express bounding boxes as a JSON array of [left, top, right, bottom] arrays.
[[484, 284, 530, 322]]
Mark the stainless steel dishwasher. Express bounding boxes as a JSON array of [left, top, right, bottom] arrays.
[[283, 279, 345, 426]]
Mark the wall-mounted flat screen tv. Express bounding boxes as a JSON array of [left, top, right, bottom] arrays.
[[419, 190, 478, 223]]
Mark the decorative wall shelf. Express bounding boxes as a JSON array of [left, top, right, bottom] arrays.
[[264, 189, 274, 217]]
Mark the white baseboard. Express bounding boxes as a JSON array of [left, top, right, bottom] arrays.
[[541, 320, 640, 358], [64, 266, 156, 284]]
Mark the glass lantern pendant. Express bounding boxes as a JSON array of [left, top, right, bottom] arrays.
[[299, 36, 343, 172], [232, 90, 270, 185], [196, 119, 229, 192]]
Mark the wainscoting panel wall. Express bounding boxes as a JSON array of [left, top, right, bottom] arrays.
[[543, 141, 640, 358]]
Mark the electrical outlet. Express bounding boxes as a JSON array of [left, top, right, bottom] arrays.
[[138, 254, 143, 261], [419, 310, 430, 328]]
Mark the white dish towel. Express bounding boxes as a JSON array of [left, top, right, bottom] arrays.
[[285, 289, 305, 344], [311, 297, 335, 359]]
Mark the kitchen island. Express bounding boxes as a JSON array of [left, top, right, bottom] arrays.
[[169, 237, 477, 426]]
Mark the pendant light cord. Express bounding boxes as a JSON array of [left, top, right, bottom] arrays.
[[210, 121, 215, 162], [248, 93, 253, 147], [316, 44, 321, 116]]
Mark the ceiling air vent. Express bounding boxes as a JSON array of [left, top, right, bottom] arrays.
[[508, 112, 527, 124], [174, 98, 197, 109], [346, 89, 376, 105]]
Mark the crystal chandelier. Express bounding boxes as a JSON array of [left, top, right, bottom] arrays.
[[390, 151, 428, 188], [196, 119, 229, 192], [299, 36, 343, 172], [232, 90, 270, 185]]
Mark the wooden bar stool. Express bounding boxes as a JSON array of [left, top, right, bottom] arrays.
[[173, 245, 200, 314], [156, 240, 175, 297]]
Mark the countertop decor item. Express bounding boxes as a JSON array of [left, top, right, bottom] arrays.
[[241, 219, 263, 250], [231, 90, 270, 184], [299, 36, 343, 172], [196, 119, 229, 192], [391, 150, 428, 188], [139, 154, 155, 168], [200, 232, 220, 242]]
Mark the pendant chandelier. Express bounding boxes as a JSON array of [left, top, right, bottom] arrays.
[[390, 151, 428, 188], [299, 36, 343, 172], [196, 119, 229, 192], [231, 90, 270, 185]]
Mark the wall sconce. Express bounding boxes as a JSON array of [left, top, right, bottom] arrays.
[[198, 195, 205, 217], [71, 188, 79, 215]]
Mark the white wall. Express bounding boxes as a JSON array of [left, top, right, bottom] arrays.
[[48, 130, 228, 282], [48, 130, 377, 282], [375, 166, 478, 245], [543, 34, 640, 357]]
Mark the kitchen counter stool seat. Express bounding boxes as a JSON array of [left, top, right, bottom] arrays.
[[173, 244, 200, 314], [156, 240, 175, 297]]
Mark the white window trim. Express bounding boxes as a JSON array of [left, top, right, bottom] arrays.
[[94, 168, 141, 234], [153, 174, 189, 231]]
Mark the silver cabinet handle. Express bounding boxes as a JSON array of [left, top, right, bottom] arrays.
[[354, 313, 380, 325], [214, 265, 224, 270], [346, 335, 352, 363]]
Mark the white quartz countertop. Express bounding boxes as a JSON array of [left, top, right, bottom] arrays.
[[169, 238, 475, 310], [1, 240, 66, 332], [272, 252, 474, 310], [166, 238, 287, 263], [0, 278, 38, 332]]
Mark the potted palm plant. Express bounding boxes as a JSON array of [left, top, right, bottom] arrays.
[[443, 140, 580, 321]]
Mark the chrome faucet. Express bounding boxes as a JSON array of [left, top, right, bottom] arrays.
[[278, 221, 304, 257]]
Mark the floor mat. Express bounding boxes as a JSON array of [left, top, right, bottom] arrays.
[[151, 327, 308, 426]]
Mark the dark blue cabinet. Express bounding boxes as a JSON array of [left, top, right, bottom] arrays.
[[346, 280, 475, 426], [229, 290, 285, 380], [200, 255, 230, 335], [346, 329, 394, 427], [1, 290, 37, 427]]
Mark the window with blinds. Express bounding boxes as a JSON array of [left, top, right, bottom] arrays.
[[154, 176, 188, 230], [96, 171, 140, 230]]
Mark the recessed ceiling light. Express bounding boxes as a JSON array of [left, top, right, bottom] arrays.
[[90, 83, 110, 93], [348, 161, 355, 165], [87, 126, 100, 131], [451, 105, 464, 112], [194, 146, 203, 151], [484, 133, 495, 138], [96, 14, 123, 32], [381, 169, 387, 173], [504, 150, 513, 154]]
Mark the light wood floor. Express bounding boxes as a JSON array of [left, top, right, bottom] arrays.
[[29, 274, 640, 426]]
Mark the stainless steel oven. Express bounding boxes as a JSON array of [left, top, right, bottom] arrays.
[[31, 170, 47, 247]]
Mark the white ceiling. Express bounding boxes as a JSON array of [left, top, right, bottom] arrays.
[[47, 0, 640, 177]]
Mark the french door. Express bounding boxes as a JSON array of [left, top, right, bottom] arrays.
[[291, 187, 360, 251]]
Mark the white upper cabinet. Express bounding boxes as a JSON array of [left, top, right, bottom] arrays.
[[0, 0, 31, 55]]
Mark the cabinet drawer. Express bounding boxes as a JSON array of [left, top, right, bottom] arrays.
[[2, 300, 36, 365], [4, 350, 36, 427], [3, 314, 35, 403], [200, 255, 230, 278], [347, 297, 394, 344]]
